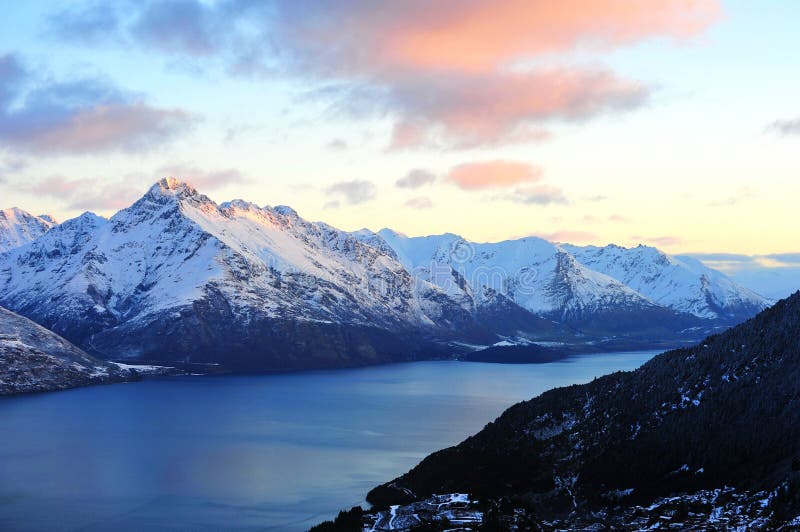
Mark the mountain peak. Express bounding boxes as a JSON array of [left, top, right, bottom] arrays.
[[1, 207, 32, 220], [0, 207, 58, 253], [0, 208, 57, 228], [273, 205, 298, 217], [150, 177, 199, 198]]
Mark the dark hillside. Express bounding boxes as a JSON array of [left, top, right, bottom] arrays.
[[368, 292, 800, 524]]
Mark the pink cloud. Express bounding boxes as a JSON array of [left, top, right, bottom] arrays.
[[386, 68, 644, 149], [447, 161, 542, 190], [28, 104, 195, 154], [279, 0, 720, 76], [279, 1, 719, 148]]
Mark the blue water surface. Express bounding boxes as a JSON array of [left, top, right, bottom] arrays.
[[0, 351, 658, 531]]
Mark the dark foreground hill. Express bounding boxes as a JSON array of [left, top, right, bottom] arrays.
[[315, 292, 800, 530]]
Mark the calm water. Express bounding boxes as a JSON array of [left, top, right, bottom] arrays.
[[0, 351, 657, 531]]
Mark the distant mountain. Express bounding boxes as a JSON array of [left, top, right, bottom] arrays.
[[0, 207, 56, 253], [719, 262, 800, 301], [375, 229, 769, 334], [366, 291, 800, 529], [0, 178, 770, 371], [564, 243, 767, 322], [0, 305, 135, 395]]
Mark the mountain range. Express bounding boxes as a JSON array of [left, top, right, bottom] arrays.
[[0, 178, 770, 371]]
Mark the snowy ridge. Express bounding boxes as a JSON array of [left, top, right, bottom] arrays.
[[564, 243, 769, 321], [0, 207, 56, 253], [375, 230, 769, 324], [375, 230, 667, 325], [0, 178, 470, 367]]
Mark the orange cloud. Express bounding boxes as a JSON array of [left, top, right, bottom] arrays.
[[272, 1, 720, 149], [447, 161, 542, 189], [384, 0, 720, 73], [283, 0, 721, 76], [63, 1, 721, 150]]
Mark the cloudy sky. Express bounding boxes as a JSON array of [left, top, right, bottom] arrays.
[[0, 0, 798, 261]]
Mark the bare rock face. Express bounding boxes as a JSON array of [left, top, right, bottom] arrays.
[[0, 305, 136, 395]]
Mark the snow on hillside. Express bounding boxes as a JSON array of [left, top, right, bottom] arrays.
[[563, 244, 769, 320], [377, 230, 663, 319], [0, 179, 462, 351], [0, 207, 56, 253], [373, 230, 769, 323], [0, 305, 133, 395]]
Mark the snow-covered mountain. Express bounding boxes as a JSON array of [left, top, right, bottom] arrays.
[[373, 229, 766, 333], [0, 178, 770, 371], [0, 305, 134, 395], [376, 230, 655, 317], [0, 207, 56, 253], [562, 244, 768, 322], [0, 179, 491, 370]]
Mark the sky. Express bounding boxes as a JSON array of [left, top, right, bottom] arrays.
[[0, 0, 798, 272]]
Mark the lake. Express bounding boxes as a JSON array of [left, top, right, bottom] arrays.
[[0, 351, 658, 531]]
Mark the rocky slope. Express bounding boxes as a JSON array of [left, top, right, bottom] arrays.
[[363, 291, 800, 529], [0, 305, 136, 395]]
